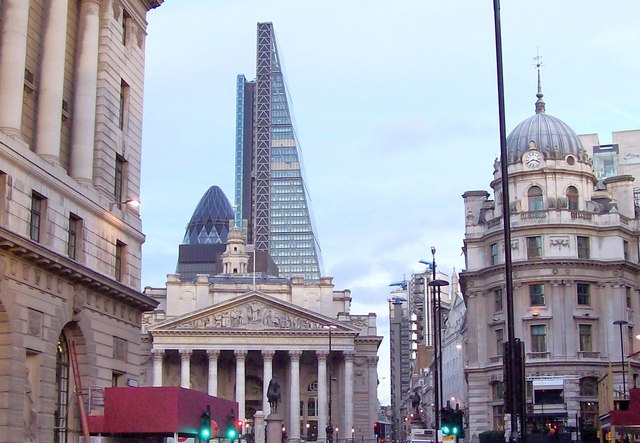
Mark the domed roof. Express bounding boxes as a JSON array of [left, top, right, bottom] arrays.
[[506, 75, 586, 165], [182, 186, 234, 245]]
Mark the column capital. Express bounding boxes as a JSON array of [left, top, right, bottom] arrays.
[[316, 350, 329, 361], [152, 349, 164, 360], [344, 351, 356, 361], [262, 349, 276, 359], [234, 349, 248, 359], [207, 350, 220, 359], [179, 349, 192, 359], [289, 350, 303, 361], [367, 356, 379, 367]]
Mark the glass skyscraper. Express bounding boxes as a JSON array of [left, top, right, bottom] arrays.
[[235, 22, 323, 283]]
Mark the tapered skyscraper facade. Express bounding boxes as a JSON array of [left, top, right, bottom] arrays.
[[235, 22, 323, 282]]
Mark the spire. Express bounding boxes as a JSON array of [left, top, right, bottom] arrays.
[[534, 52, 545, 114]]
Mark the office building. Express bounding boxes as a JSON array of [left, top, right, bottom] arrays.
[[0, 1, 161, 441], [235, 23, 323, 283], [460, 80, 640, 438]]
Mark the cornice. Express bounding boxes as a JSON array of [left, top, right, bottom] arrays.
[[0, 226, 157, 311]]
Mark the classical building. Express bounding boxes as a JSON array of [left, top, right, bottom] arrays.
[[235, 22, 323, 283], [143, 222, 382, 443], [0, 0, 161, 441], [460, 78, 640, 439]]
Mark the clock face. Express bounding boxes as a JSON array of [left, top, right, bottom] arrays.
[[524, 151, 541, 168]]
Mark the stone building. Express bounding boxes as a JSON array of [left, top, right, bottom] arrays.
[[460, 80, 640, 438], [143, 222, 382, 443], [0, 0, 161, 441]]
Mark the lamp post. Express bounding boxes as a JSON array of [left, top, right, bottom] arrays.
[[324, 324, 337, 442], [614, 320, 629, 397]]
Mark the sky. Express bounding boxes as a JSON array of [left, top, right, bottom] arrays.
[[139, 1, 640, 405]]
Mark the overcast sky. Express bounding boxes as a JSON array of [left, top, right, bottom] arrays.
[[140, 1, 640, 404]]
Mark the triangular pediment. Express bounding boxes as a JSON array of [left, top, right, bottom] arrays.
[[149, 291, 357, 334]]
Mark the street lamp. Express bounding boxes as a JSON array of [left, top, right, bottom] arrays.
[[614, 320, 629, 397], [324, 324, 338, 441], [109, 198, 140, 210]]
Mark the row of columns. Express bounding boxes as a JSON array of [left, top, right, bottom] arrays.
[[0, 0, 101, 182], [151, 348, 355, 442]]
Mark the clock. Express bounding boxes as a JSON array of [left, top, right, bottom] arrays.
[[523, 150, 542, 168]]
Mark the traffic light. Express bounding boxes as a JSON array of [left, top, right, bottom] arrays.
[[225, 411, 239, 440], [236, 419, 244, 437], [441, 407, 462, 437], [200, 406, 212, 441], [374, 422, 380, 437]]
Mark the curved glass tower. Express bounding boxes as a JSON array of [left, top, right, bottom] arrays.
[[235, 22, 324, 283]]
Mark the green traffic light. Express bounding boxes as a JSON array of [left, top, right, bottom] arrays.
[[441, 425, 450, 435], [452, 426, 459, 435], [201, 429, 211, 438], [227, 429, 238, 439]]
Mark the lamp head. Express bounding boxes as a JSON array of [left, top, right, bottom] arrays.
[[431, 246, 436, 255]]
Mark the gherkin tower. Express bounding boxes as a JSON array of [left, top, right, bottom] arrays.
[[235, 22, 323, 283]]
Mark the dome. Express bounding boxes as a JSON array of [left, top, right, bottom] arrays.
[[506, 78, 586, 165], [182, 186, 234, 245]]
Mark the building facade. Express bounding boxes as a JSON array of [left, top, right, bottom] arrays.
[[0, 0, 161, 441], [143, 223, 382, 443], [460, 83, 640, 438], [235, 22, 323, 283]]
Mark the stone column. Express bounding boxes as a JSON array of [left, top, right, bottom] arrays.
[[368, 356, 379, 435], [207, 350, 220, 396], [152, 349, 164, 387], [0, 0, 30, 135], [317, 351, 328, 441], [262, 350, 275, 416], [180, 350, 191, 388], [289, 350, 302, 443], [235, 350, 247, 423], [70, 0, 100, 183], [254, 410, 266, 443], [344, 352, 355, 439], [35, 0, 69, 162]]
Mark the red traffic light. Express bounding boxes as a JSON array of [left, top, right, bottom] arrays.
[[236, 419, 243, 430]]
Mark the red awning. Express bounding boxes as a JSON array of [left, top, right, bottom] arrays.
[[88, 386, 237, 435]]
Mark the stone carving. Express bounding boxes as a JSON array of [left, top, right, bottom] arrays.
[[176, 301, 325, 330], [24, 367, 36, 442], [510, 240, 519, 250], [549, 237, 570, 249], [27, 309, 42, 337], [73, 285, 87, 316]]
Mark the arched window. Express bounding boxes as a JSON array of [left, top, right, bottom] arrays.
[[580, 377, 598, 397], [528, 186, 544, 211], [567, 186, 579, 210], [54, 332, 70, 443], [307, 397, 317, 417]]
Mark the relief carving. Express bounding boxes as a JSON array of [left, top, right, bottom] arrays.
[[549, 237, 570, 249], [177, 301, 324, 330]]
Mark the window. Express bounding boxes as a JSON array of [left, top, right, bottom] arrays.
[[496, 329, 504, 356], [492, 381, 504, 401], [624, 240, 630, 260], [530, 325, 547, 353], [0, 171, 7, 225], [67, 214, 82, 259], [307, 398, 317, 417], [490, 243, 499, 265], [628, 326, 634, 356], [577, 283, 590, 305], [528, 186, 544, 211], [492, 405, 504, 431], [114, 155, 126, 203], [627, 287, 633, 309], [579, 377, 598, 396], [579, 324, 592, 352], [495, 289, 503, 312], [122, 10, 131, 46], [529, 284, 545, 306], [577, 236, 590, 259], [567, 186, 579, 210], [119, 79, 129, 130], [30, 192, 46, 242], [55, 332, 70, 442], [115, 241, 126, 282], [527, 236, 542, 259]]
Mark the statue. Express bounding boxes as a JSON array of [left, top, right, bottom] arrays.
[[267, 378, 281, 413]]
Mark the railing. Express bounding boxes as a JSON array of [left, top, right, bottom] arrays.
[[577, 351, 600, 359], [520, 210, 547, 220], [570, 210, 592, 220]]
